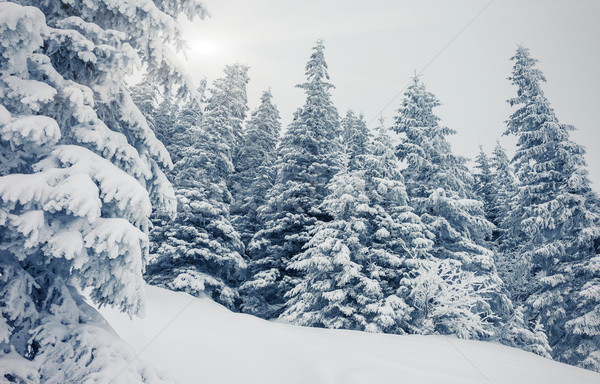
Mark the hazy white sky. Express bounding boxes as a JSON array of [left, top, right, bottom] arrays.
[[179, 0, 600, 185]]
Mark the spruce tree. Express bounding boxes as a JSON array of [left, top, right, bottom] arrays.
[[221, 64, 251, 171], [146, 66, 248, 309], [0, 0, 205, 381], [503, 46, 600, 371], [490, 141, 517, 231], [489, 141, 519, 282], [392, 76, 510, 338], [473, 146, 496, 228], [279, 160, 392, 331], [231, 89, 281, 246], [364, 120, 434, 334], [281, 121, 432, 334], [241, 40, 341, 318], [152, 96, 179, 154], [341, 110, 370, 169]]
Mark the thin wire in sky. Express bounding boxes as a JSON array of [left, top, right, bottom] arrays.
[[367, 0, 496, 127]]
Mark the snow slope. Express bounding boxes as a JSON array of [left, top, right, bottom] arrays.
[[98, 285, 600, 384]]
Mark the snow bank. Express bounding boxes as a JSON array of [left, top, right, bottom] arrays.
[[98, 285, 600, 384]]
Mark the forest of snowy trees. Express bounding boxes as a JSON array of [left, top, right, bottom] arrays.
[[1, 1, 599, 382]]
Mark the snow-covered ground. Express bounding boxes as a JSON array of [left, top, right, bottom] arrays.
[[98, 285, 600, 384]]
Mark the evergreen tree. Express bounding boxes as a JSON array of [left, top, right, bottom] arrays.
[[152, 96, 179, 153], [364, 120, 434, 333], [503, 46, 600, 371], [473, 146, 496, 229], [279, 160, 387, 331], [392, 76, 510, 338], [146, 67, 248, 309], [242, 40, 341, 318], [219, 64, 250, 171], [394, 77, 472, 200], [0, 0, 206, 382], [489, 141, 517, 231], [281, 121, 432, 334], [499, 304, 552, 359], [280, 161, 405, 332], [489, 141, 519, 282], [341, 110, 370, 169], [231, 89, 281, 246]]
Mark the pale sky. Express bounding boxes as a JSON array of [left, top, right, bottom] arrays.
[[178, 0, 600, 186]]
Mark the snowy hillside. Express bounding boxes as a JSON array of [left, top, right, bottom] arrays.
[[98, 285, 600, 384]]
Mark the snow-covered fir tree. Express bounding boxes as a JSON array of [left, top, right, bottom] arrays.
[[241, 40, 341, 318], [392, 76, 511, 338], [146, 66, 248, 309], [502, 45, 600, 371], [0, 0, 206, 382], [280, 159, 404, 332], [473, 146, 496, 229], [219, 64, 250, 171], [341, 110, 369, 169], [231, 89, 281, 246], [489, 141, 517, 232], [281, 117, 436, 334], [152, 96, 179, 152], [488, 140, 519, 282], [363, 120, 435, 333]]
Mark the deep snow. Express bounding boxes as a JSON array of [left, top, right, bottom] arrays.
[[98, 285, 600, 384]]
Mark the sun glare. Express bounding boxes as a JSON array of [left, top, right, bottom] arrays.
[[188, 39, 222, 57]]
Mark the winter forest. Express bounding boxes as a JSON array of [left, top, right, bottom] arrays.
[[1, 1, 600, 383]]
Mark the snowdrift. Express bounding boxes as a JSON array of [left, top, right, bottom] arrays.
[[98, 285, 600, 384]]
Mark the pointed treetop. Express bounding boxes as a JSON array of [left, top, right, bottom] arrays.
[[505, 45, 568, 152], [476, 145, 490, 169], [221, 63, 250, 120], [297, 39, 334, 91], [394, 76, 443, 136], [491, 141, 510, 168], [475, 146, 491, 171], [261, 87, 273, 103], [507, 45, 546, 108], [341, 110, 370, 171], [251, 88, 281, 139]]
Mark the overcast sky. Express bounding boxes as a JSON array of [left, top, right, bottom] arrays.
[[178, 0, 600, 185]]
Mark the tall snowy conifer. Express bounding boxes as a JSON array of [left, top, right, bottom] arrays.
[[489, 141, 517, 231], [393, 76, 509, 338], [221, 64, 250, 172], [474, 146, 496, 229], [341, 110, 369, 169], [241, 40, 341, 318], [231, 89, 281, 246], [281, 119, 434, 334], [152, 96, 178, 151], [489, 141, 519, 281], [503, 46, 600, 371], [0, 1, 205, 382], [146, 66, 248, 309]]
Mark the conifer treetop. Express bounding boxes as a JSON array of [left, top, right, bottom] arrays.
[[297, 39, 335, 92]]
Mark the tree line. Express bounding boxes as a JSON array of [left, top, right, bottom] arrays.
[[137, 41, 600, 372], [0, 0, 598, 381]]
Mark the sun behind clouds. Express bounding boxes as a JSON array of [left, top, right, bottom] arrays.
[[187, 37, 224, 58]]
